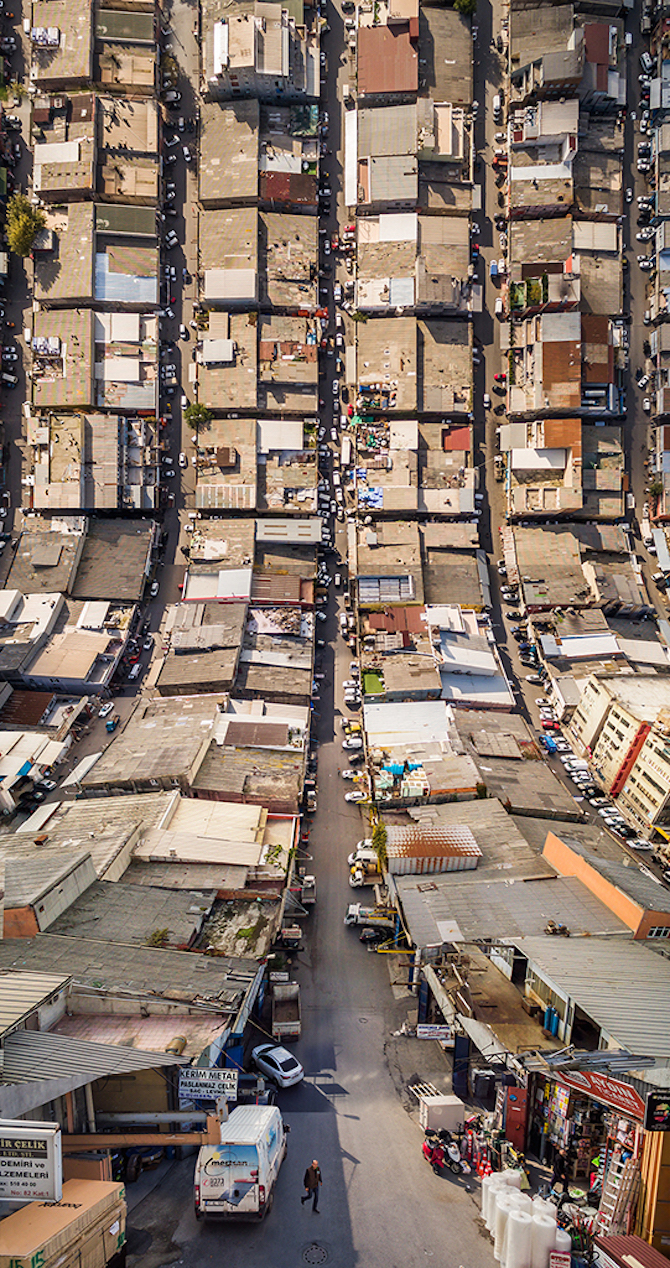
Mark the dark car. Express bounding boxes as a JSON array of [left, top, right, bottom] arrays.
[[359, 927, 388, 944]]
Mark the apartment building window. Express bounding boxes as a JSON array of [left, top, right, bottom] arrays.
[[640, 771, 667, 797], [647, 926, 670, 939]]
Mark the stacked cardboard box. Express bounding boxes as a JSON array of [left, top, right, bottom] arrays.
[[0, 1179, 126, 1268]]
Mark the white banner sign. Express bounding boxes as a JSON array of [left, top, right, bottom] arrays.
[[179, 1068, 239, 1102], [0, 1120, 62, 1202], [416, 1024, 453, 1041]]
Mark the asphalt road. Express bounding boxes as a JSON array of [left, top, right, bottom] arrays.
[[128, 5, 495, 1267]]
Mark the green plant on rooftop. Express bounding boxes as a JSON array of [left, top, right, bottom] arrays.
[[184, 402, 212, 430], [527, 278, 542, 306], [509, 282, 525, 311], [7, 193, 46, 257], [146, 928, 170, 947]]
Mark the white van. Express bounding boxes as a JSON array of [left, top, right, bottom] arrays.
[[194, 1105, 288, 1222]]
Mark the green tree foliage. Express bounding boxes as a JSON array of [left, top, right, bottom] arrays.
[[184, 403, 212, 430], [6, 194, 46, 257], [372, 821, 388, 868], [454, 0, 477, 14]]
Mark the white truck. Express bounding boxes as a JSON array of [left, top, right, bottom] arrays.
[[641, 518, 656, 553], [271, 982, 302, 1040], [347, 845, 383, 887], [344, 902, 395, 930], [194, 1105, 288, 1221]]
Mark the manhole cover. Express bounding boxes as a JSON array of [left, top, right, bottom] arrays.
[[303, 1244, 329, 1266]]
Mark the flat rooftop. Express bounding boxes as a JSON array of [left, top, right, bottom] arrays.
[[257, 314, 318, 413], [261, 211, 318, 308], [80, 694, 224, 790], [453, 710, 583, 820], [34, 204, 95, 304], [0, 935, 258, 1010], [195, 416, 257, 513], [199, 99, 260, 205], [357, 23, 418, 97], [6, 521, 85, 596], [49, 881, 215, 950], [186, 517, 256, 568], [32, 1, 93, 84], [71, 520, 153, 602], [418, 320, 472, 413], [356, 317, 417, 412], [197, 312, 258, 413], [419, 7, 472, 104], [32, 309, 95, 410]]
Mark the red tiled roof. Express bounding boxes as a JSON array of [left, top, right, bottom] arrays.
[[583, 22, 609, 65], [443, 426, 471, 452], [357, 26, 418, 95]]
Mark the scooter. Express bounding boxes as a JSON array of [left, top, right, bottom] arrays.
[[422, 1136, 446, 1174], [440, 1129, 472, 1176]]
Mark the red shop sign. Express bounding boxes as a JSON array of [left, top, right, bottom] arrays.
[[555, 1070, 645, 1120]]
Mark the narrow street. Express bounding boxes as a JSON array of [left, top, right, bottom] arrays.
[[128, 2, 497, 1265]]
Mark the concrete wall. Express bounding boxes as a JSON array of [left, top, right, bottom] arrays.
[[542, 831, 647, 936]]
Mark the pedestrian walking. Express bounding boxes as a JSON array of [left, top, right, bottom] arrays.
[[551, 1146, 568, 1194], [301, 1159, 322, 1212]]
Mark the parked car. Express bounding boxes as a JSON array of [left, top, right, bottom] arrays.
[[251, 1043, 304, 1089]]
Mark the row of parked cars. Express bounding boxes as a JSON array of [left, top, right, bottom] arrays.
[[557, 753, 652, 849]]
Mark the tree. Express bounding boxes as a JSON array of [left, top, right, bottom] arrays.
[[454, 0, 477, 14], [7, 193, 45, 257], [372, 821, 387, 869], [184, 402, 212, 430], [649, 479, 663, 500]]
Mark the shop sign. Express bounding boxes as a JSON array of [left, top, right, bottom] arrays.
[[0, 1120, 62, 1202], [549, 1254, 571, 1268], [417, 1024, 453, 1042], [555, 1070, 645, 1120], [179, 1068, 239, 1102], [644, 1091, 670, 1132]]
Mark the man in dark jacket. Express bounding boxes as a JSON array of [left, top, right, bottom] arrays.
[[301, 1159, 322, 1212]]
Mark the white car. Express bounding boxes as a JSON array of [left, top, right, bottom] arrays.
[[150, 580, 160, 597], [332, 379, 340, 395], [340, 769, 357, 779], [345, 790, 367, 802], [483, 393, 492, 409], [343, 736, 363, 749], [535, 697, 550, 706], [179, 451, 187, 467], [99, 701, 114, 719], [251, 1043, 304, 1089]]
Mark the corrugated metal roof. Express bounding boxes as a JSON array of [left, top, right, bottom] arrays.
[[0, 971, 70, 1035], [595, 1234, 670, 1268], [1, 1028, 186, 1085], [508, 937, 670, 1058], [396, 874, 629, 950], [386, 824, 482, 859]]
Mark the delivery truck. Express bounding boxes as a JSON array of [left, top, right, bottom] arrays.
[[194, 1105, 288, 1221], [347, 845, 383, 887], [344, 903, 395, 930], [271, 982, 302, 1040]]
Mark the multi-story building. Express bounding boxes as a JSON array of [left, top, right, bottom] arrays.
[[569, 675, 670, 832]]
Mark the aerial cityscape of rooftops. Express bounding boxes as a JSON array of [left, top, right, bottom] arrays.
[[0, 0, 666, 1262]]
